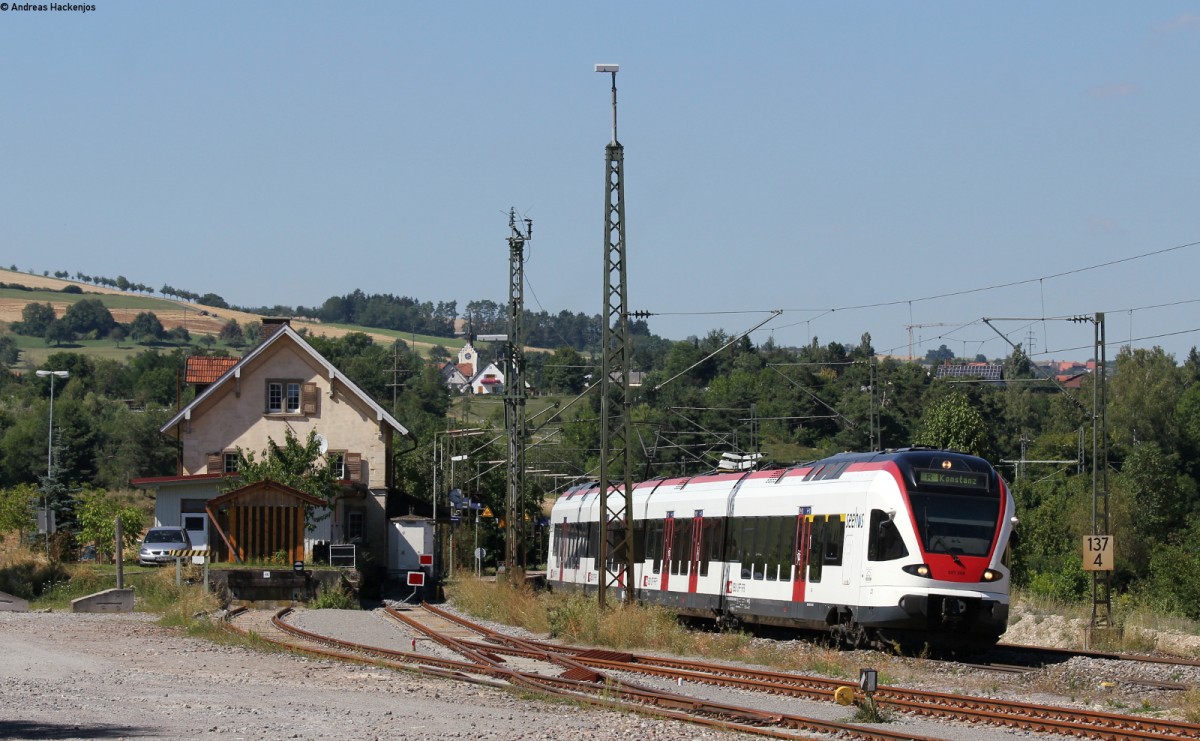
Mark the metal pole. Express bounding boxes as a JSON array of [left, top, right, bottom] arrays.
[[431, 434, 439, 582], [46, 373, 54, 483], [115, 515, 124, 589], [36, 369, 68, 554], [45, 373, 54, 555]]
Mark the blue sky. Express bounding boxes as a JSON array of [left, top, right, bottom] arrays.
[[4, 3, 1200, 362]]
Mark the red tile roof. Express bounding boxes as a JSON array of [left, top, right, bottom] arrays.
[[185, 356, 239, 384]]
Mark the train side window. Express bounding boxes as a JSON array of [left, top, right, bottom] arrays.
[[606, 523, 627, 569], [760, 517, 777, 581], [751, 516, 767, 580], [724, 518, 740, 565], [824, 516, 844, 565], [773, 516, 793, 581], [671, 519, 689, 575], [867, 509, 909, 561], [740, 517, 758, 579], [633, 520, 646, 564], [777, 515, 797, 579], [586, 522, 599, 561], [649, 520, 664, 574], [565, 523, 581, 569]]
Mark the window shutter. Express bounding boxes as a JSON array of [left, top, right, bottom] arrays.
[[345, 453, 363, 483], [301, 382, 320, 416], [206, 453, 221, 473]]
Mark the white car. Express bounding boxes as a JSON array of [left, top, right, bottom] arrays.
[[138, 527, 192, 566]]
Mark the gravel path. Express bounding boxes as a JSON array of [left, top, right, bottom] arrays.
[[0, 611, 751, 741], [2, 607, 1196, 741]]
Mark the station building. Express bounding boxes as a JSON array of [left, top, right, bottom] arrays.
[[134, 319, 426, 572]]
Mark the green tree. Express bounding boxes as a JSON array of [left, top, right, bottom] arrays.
[[1144, 515, 1200, 618], [218, 320, 244, 347], [924, 344, 954, 365], [75, 490, 144, 562], [225, 429, 339, 510], [914, 390, 986, 455], [129, 312, 165, 343], [0, 336, 19, 367], [44, 319, 75, 346], [0, 483, 38, 536], [16, 302, 56, 336], [543, 346, 587, 394], [62, 299, 116, 338], [1107, 346, 1184, 454]]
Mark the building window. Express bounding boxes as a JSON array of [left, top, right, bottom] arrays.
[[223, 452, 239, 473], [267, 380, 302, 414], [346, 510, 364, 542], [328, 452, 346, 480]]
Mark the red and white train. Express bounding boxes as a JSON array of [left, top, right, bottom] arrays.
[[547, 448, 1017, 649]]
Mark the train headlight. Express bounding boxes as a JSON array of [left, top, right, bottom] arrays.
[[902, 564, 931, 578], [981, 568, 1002, 582]]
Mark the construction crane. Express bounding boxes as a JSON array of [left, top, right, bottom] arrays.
[[905, 323, 958, 361]]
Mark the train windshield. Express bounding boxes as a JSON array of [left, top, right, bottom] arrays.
[[908, 471, 1000, 558]]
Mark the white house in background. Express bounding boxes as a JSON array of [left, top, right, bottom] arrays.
[[441, 341, 479, 393], [469, 362, 505, 395], [133, 319, 418, 563]]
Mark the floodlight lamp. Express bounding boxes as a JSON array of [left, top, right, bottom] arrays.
[[594, 64, 619, 73], [36, 370, 69, 378]]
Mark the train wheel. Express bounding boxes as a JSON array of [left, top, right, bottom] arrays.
[[830, 621, 867, 648], [716, 613, 741, 632]]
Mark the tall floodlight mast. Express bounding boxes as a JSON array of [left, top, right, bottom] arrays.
[[504, 209, 532, 580], [595, 63, 637, 608]]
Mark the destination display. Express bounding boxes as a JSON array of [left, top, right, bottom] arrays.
[[915, 469, 988, 490]]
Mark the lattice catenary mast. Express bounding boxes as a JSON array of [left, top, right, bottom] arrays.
[[504, 209, 531, 578], [595, 63, 636, 608]]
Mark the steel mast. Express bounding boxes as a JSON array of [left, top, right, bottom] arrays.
[[504, 209, 531, 579], [595, 63, 636, 608]]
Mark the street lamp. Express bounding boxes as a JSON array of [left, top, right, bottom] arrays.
[[35, 369, 69, 540]]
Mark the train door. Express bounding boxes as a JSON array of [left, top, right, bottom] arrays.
[[842, 510, 862, 587], [687, 510, 703, 593], [660, 512, 675, 592], [792, 507, 811, 602]]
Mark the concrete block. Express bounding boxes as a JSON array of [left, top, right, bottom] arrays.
[[71, 588, 134, 613], [0, 591, 29, 612]]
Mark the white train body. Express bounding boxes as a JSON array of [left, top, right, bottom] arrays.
[[548, 449, 1016, 647]]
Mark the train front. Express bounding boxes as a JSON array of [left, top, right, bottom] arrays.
[[867, 451, 1016, 647]]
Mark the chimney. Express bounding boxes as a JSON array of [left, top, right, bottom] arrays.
[[262, 317, 291, 338]]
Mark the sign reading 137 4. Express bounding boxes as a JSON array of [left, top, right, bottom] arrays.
[[1082, 535, 1114, 572]]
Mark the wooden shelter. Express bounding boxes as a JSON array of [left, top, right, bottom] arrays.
[[204, 480, 327, 564]]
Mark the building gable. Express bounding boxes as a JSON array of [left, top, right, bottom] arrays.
[[161, 325, 411, 488]]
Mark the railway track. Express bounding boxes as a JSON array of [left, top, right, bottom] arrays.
[[227, 605, 1200, 741]]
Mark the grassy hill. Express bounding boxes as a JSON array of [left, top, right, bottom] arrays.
[[0, 268, 474, 371]]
